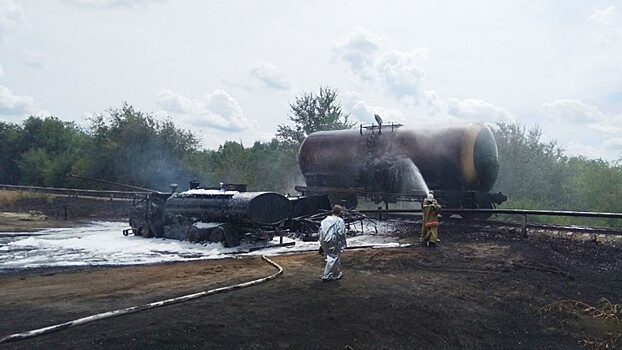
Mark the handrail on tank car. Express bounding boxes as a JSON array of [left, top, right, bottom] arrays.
[[359, 122, 403, 135]]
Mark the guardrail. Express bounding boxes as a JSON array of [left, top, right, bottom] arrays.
[[358, 208, 622, 237], [0, 184, 149, 201]]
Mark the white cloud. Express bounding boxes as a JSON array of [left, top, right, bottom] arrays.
[[250, 63, 293, 90], [589, 6, 615, 27], [564, 142, 605, 160], [334, 28, 439, 106], [341, 90, 405, 125], [602, 138, 622, 150], [0, 0, 28, 44], [20, 49, 49, 68], [156, 88, 253, 132], [0, 85, 37, 117], [424, 90, 443, 115], [589, 124, 622, 134], [204, 90, 251, 131], [332, 26, 384, 81], [446, 98, 512, 123], [0, 62, 3, 77], [61, 0, 166, 10], [588, 6, 622, 45], [541, 99, 605, 123], [376, 50, 427, 102]]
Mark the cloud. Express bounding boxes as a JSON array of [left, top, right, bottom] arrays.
[[0, 0, 28, 44], [589, 124, 622, 134], [446, 98, 512, 123], [564, 143, 605, 160], [205, 90, 251, 130], [61, 0, 167, 9], [341, 90, 405, 124], [541, 99, 605, 123], [156, 88, 253, 131], [0, 85, 37, 117], [333, 26, 384, 81], [20, 49, 49, 68], [588, 6, 622, 44], [376, 50, 427, 102], [424, 90, 443, 115], [589, 6, 615, 27], [334, 27, 434, 105], [602, 138, 622, 150], [0, 62, 3, 77], [250, 62, 293, 90]]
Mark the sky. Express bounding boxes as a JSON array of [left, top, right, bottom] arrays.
[[1, 0, 621, 161]]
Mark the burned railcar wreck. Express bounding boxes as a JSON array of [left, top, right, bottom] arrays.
[[126, 183, 293, 247]]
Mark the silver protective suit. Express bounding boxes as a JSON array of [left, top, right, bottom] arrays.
[[319, 215, 347, 281]]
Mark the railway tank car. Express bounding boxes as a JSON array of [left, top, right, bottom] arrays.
[[296, 121, 507, 211], [127, 183, 292, 247]]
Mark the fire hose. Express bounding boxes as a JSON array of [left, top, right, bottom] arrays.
[[0, 255, 283, 344]]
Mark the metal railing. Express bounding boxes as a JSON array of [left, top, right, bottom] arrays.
[[0, 184, 148, 201], [358, 208, 622, 236]]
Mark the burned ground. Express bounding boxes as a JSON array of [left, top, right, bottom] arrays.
[[0, 198, 621, 349]]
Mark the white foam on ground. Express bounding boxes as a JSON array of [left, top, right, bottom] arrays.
[[0, 221, 402, 270]]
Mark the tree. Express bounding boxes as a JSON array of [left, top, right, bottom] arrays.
[[492, 122, 569, 208], [81, 103, 201, 191], [276, 86, 355, 145], [0, 121, 22, 184], [0, 117, 91, 187]]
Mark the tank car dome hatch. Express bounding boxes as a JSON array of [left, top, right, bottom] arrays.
[[460, 123, 499, 192]]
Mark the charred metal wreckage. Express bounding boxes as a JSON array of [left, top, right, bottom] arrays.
[[124, 181, 333, 248], [125, 119, 507, 247]]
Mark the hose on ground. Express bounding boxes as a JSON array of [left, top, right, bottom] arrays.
[[0, 255, 283, 344]]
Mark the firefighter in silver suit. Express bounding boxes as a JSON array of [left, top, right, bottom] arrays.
[[319, 205, 347, 281]]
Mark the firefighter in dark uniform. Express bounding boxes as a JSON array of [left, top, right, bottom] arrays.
[[420, 190, 441, 247]]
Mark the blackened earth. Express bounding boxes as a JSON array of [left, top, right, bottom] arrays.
[[0, 197, 621, 349]]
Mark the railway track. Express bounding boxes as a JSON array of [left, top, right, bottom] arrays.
[[3, 183, 621, 238]]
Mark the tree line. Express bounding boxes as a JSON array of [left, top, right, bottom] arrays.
[[1, 87, 621, 226]]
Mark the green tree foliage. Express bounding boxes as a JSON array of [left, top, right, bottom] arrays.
[[492, 121, 622, 227], [0, 117, 90, 187], [276, 86, 355, 145], [492, 122, 569, 207], [80, 103, 200, 191], [183, 140, 301, 193], [3, 102, 622, 229], [0, 121, 23, 184]]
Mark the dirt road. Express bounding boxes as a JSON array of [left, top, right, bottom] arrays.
[[1, 218, 621, 349]]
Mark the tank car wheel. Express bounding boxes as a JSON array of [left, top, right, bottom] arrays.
[[138, 225, 153, 238], [208, 227, 225, 243], [461, 201, 493, 220], [222, 226, 240, 248], [187, 227, 201, 243]]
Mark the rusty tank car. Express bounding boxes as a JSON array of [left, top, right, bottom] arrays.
[[126, 182, 292, 247], [295, 121, 507, 212]]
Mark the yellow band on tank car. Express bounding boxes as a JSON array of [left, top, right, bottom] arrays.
[[460, 123, 483, 188]]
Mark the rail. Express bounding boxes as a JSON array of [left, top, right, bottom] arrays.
[[358, 208, 622, 237], [0, 184, 148, 201]]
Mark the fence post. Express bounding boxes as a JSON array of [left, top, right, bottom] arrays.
[[521, 214, 527, 237]]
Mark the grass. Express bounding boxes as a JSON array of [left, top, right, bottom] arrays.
[[0, 190, 55, 206], [493, 199, 622, 230], [539, 298, 622, 349]]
